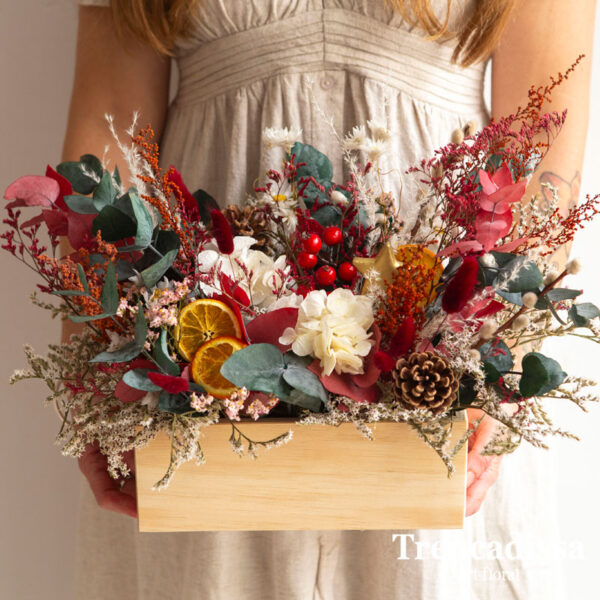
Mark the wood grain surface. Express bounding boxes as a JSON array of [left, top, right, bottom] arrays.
[[135, 412, 468, 532]]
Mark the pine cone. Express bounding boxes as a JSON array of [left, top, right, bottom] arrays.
[[224, 205, 269, 247], [392, 351, 458, 414]]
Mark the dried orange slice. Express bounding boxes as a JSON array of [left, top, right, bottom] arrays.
[[175, 299, 242, 362], [190, 336, 247, 398]]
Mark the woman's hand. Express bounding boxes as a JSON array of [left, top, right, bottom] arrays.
[[465, 408, 503, 517], [78, 442, 138, 519]]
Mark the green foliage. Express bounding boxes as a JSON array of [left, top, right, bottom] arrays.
[[520, 352, 567, 397], [153, 329, 180, 376], [479, 339, 514, 383], [100, 262, 119, 315], [192, 189, 220, 227], [290, 142, 333, 207], [64, 195, 98, 215], [93, 204, 137, 242], [93, 171, 119, 212], [140, 248, 179, 288], [568, 303, 600, 327], [221, 343, 327, 409], [158, 391, 192, 414], [122, 369, 161, 392], [57, 154, 103, 195]]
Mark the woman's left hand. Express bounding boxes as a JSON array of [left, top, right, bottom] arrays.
[[465, 408, 503, 517]]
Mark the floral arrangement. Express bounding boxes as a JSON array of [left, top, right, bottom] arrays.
[[4, 60, 600, 489]]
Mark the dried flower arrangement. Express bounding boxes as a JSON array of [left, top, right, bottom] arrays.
[[4, 59, 600, 490]]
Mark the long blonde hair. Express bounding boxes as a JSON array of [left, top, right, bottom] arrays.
[[108, 0, 516, 67]]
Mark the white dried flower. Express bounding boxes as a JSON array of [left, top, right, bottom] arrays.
[[367, 119, 391, 142], [279, 288, 375, 376], [363, 139, 387, 163], [262, 126, 302, 151], [343, 125, 368, 151], [521, 292, 538, 309], [566, 258, 582, 275], [197, 236, 292, 308], [512, 314, 530, 331], [479, 319, 497, 341]]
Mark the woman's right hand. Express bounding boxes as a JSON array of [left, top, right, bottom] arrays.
[[78, 442, 138, 519]]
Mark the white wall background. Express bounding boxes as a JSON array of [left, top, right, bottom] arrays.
[[0, 2, 598, 599]]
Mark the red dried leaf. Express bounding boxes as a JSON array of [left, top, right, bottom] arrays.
[[147, 371, 190, 394], [167, 167, 200, 221], [210, 209, 234, 254], [388, 316, 416, 357], [245, 308, 299, 352], [4, 175, 60, 208], [373, 351, 396, 373], [442, 256, 480, 314]]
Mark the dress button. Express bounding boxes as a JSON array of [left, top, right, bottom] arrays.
[[320, 76, 335, 90]]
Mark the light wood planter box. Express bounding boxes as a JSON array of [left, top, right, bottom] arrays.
[[135, 411, 468, 533]]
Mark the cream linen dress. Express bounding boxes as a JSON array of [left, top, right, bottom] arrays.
[[75, 1, 566, 599]]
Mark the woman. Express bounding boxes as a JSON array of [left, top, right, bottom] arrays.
[[66, 1, 595, 598]]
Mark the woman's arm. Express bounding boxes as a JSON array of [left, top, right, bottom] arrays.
[[491, 0, 596, 267], [466, 0, 596, 517], [64, 7, 171, 518]]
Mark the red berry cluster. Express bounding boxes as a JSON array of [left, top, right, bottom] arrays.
[[297, 228, 357, 287]]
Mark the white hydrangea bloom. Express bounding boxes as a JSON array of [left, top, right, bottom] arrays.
[[279, 289, 375, 376]]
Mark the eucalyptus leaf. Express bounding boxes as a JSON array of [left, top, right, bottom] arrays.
[[134, 303, 147, 347], [117, 190, 154, 251], [100, 261, 119, 315], [220, 343, 290, 398], [93, 171, 118, 212], [282, 366, 327, 405], [285, 389, 323, 412], [568, 303, 600, 327], [158, 391, 192, 414], [140, 248, 179, 288], [57, 154, 103, 195], [122, 369, 161, 392], [153, 329, 180, 376], [113, 165, 121, 188], [92, 204, 136, 242], [544, 288, 583, 302], [519, 352, 566, 397], [479, 339, 514, 383], [90, 340, 142, 363], [70, 312, 111, 323], [64, 195, 98, 215], [312, 205, 342, 228], [497, 257, 543, 293]]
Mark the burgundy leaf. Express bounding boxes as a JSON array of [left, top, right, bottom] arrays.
[[167, 167, 200, 221], [210, 209, 234, 254], [351, 324, 382, 388], [442, 256, 480, 314], [45, 165, 72, 210], [373, 351, 396, 373], [388, 316, 416, 358], [246, 308, 299, 352]]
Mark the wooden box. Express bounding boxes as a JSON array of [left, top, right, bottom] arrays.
[[135, 411, 468, 532]]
